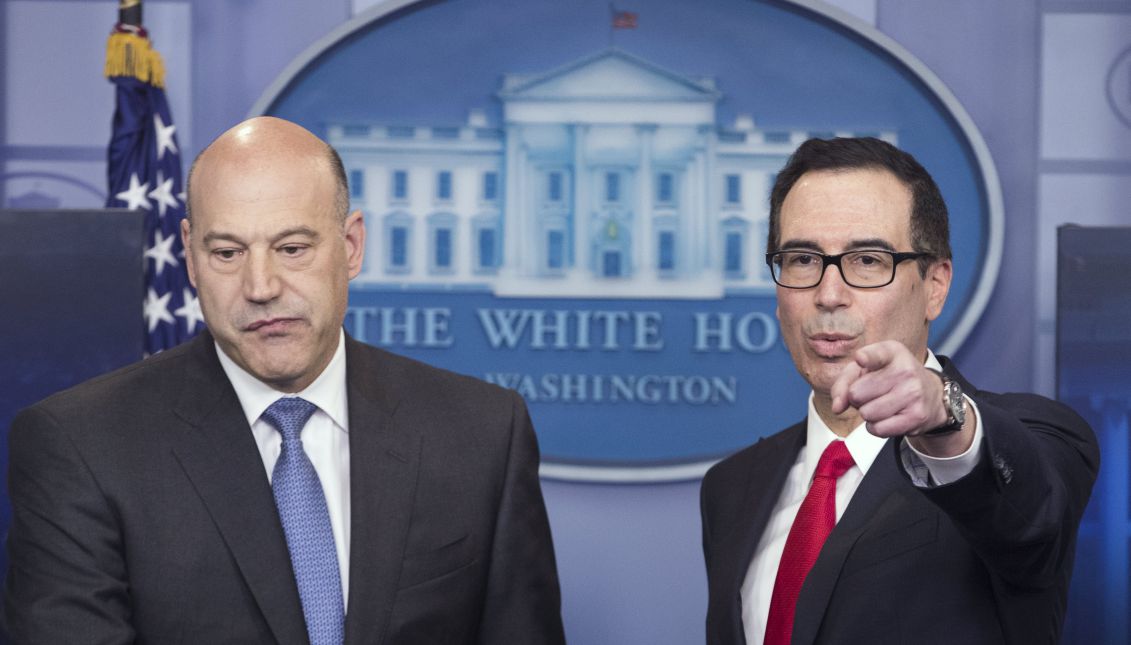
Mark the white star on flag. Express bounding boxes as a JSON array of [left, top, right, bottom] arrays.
[[145, 230, 179, 276], [173, 287, 205, 333], [154, 113, 178, 160], [147, 171, 179, 218], [115, 173, 151, 211], [143, 288, 175, 332]]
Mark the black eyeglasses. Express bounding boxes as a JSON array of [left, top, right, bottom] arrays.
[[766, 249, 932, 289]]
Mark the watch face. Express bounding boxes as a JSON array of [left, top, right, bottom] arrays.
[[946, 381, 966, 424]]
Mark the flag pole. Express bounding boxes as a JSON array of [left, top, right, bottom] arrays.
[[119, 0, 141, 28], [608, 3, 615, 48]]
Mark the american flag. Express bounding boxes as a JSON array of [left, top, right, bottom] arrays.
[[105, 23, 202, 354], [611, 6, 638, 29]]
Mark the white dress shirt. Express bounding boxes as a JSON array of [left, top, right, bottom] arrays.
[[215, 330, 352, 607], [740, 351, 983, 644]]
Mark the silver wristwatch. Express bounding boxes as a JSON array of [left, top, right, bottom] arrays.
[[923, 368, 966, 436]]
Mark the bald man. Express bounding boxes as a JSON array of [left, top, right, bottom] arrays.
[[4, 117, 566, 644]]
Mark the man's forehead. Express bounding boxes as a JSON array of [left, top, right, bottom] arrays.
[[779, 168, 913, 249]]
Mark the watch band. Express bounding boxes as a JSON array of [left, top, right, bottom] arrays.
[[923, 368, 966, 436]]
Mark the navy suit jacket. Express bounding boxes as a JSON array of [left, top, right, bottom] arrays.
[[700, 358, 1098, 645], [4, 331, 565, 644]]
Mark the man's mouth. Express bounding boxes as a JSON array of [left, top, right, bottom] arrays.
[[807, 333, 857, 358], [245, 318, 300, 333]]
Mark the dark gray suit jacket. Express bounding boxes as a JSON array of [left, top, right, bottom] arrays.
[[700, 358, 1099, 645], [4, 331, 565, 644]]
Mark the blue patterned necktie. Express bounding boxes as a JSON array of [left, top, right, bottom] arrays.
[[262, 397, 345, 645]]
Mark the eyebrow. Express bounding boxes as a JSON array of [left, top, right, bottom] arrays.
[[202, 226, 321, 247], [778, 238, 896, 252]]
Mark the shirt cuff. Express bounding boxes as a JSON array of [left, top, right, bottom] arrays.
[[900, 396, 984, 487]]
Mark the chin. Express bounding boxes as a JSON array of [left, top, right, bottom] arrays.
[[803, 362, 844, 390], [246, 356, 306, 384]]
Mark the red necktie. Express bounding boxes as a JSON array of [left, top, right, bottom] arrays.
[[764, 440, 855, 645]]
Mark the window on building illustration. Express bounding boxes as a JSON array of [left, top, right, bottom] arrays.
[[657, 172, 673, 204], [478, 228, 497, 269], [605, 172, 621, 203], [483, 172, 499, 201], [436, 171, 452, 201], [434, 228, 452, 270], [725, 231, 743, 274], [725, 174, 741, 204], [764, 131, 791, 144], [349, 170, 364, 199], [658, 231, 675, 271], [392, 170, 408, 201], [548, 172, 563, 202], [473, 215, 501, 273], [547, 230, 565, 270], [391, 226, 408, 269]]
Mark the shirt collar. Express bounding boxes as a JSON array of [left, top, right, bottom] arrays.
[[214, 329, 349, 431], [803, 349, 943, 479]]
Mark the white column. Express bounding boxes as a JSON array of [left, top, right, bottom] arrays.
[[503, 124, 523, 277], [686, 153, 703, 277], [700, 125, 717, 272], [571, 124, 589, 277], [517, 143, 531, 276], [636, 124, 656, 279]]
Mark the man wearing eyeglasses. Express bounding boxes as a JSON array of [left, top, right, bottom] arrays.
[[700, 137, 1098, 645]]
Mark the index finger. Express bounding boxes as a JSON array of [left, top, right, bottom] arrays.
[[853, 340, 901, 372], [831, 360, 865, 414]]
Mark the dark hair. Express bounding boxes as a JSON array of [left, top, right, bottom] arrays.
[[185, 135, 350, 225], [767, 137, 951, 274]]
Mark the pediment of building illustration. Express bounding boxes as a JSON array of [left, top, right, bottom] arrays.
[[499, 49, 720, 103]]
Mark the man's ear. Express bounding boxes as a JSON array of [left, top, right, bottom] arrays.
[[343, 209, 366, 280], [924, 257, 952, 322]]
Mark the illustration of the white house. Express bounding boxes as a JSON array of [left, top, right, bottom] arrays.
[[330, 49, 894, 298]]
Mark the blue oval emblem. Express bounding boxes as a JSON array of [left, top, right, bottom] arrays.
[[254, 0, 1002, 482]]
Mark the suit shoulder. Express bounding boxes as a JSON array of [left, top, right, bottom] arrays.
[[349, 340, 518, 408], [24, 340, 197, 416], [703, 423, 801, 490]]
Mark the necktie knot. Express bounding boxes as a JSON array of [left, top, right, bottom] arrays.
[[815, 440, 854, 480], [262, 397, 318, 442]]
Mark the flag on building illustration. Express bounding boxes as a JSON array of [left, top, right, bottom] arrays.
[[105, 13, 202, 353], [611, 5, 638, 29]]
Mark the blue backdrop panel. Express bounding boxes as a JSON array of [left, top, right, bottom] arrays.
[[1057, 225, 1131, 644], [0, 209, 146, 581]]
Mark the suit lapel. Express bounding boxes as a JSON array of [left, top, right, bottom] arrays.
[[342, 338, 422, 645], [791, 437, 913, 645], [712, 424, 805, 644], [167, 333, 309, 645]]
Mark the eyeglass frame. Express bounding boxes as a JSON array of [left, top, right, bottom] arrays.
[[764, 249, 934, 289]]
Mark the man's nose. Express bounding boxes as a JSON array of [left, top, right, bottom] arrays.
[[813, 261, 852, 309], [242, 251, 281, 303]]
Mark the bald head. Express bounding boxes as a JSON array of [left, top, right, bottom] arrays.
[[186, 116, 349, 224], [179, 115, 366, 393]]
